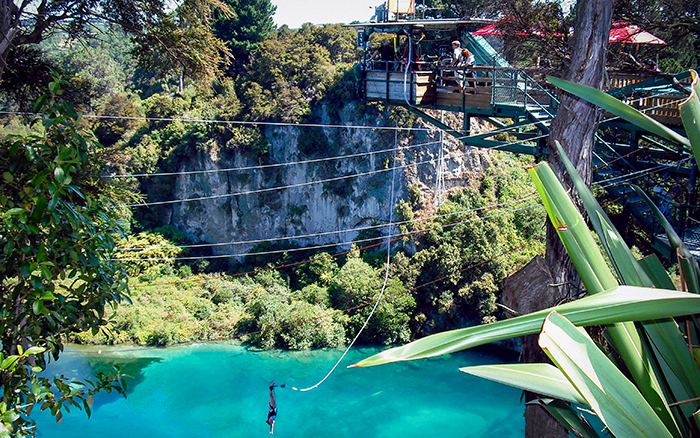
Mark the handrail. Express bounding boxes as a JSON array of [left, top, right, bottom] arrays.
[[520, 71, 559, 118]]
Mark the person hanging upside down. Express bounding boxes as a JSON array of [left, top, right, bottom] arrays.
[[266, 381, 277, 434]]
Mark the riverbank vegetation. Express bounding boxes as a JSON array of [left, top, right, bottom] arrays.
[[71, 150, 544, 348], [3, 1, 689, 352], [2, 0, 699, 435]]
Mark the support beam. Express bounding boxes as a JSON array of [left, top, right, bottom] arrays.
[[406, 106, 540, 155]]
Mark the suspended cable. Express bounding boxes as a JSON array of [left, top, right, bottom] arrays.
[[595, 164, 671, 189], [114, 200, 543, 262], [116, 159, 682, 267], [66, 234, 546, 355], [117, 195, 540, 252], [114, 156, 434, 208], [0, 110, 433, 133], [106, 139, 439, 179], [105, 122, 543, 182], [289, 117, 400, 393], [112, 130, 559, 209], [126, 197, 544, 292]]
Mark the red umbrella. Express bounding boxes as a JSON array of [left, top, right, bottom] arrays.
[[608, 21, 666, 45], [472, 18, 564, 37]]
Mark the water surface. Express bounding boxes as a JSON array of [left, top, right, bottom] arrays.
[[35, 342, 525, 437]]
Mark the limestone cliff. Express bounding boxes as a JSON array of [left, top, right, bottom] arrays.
[[166, 102, 493, 257]]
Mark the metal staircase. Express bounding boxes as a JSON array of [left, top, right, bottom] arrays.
[[499, 71, 699, 259]]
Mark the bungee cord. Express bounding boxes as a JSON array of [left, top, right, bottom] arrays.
[[287, 118, 400, 392]]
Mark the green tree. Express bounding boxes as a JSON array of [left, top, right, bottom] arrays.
[[330, 257, 414, 344], [0, 78, 129, 434], [94, 94, 143, 146], [130, 0, 233, 92], [0, 46, 54, 111], [213, 0, 277, 72], [0, 0, 231, 83]]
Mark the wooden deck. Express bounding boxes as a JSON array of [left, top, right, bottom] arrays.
[[365, 71, 436, 104], [364, 65, 495, 110], [606, 71, 691, 126]]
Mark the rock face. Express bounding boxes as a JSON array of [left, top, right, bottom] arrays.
[[165, 102, 492, 257]]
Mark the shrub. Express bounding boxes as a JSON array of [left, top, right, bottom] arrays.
[[293, 284, 331, 307], [281, 301, 345, 349]]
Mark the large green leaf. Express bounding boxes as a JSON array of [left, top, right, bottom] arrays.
[[643, 319, 700, 421], [604, 319, 681, 438], [350, 286, 700, 367], [639, 254, 676, 290], [548, 75, 691, 149], [539, 311, 674, 438], [552, 141, 652, 287], [527, 162, 618, 292], [679, 70, 700, 161], [459, 363, 586, 404], [551, 147, 678, 433]]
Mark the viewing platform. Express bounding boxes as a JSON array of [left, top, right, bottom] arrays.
[[362, 62, 689, 128]]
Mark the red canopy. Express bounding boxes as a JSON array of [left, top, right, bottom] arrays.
[[471, 22, 504, 36], [473, 19, 666, 45], [608, 21, 666, 44]]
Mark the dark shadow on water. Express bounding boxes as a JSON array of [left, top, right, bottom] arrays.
[[85, 355, 163, 405], [43, 349, 163, 408]]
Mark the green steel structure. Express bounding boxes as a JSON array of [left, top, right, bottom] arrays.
[[349, 19, 698, 258]]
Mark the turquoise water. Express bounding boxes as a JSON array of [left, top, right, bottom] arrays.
[[35, 342, 525, 437]]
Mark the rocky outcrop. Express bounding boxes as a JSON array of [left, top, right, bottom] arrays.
[[166, 102, 493, 258]]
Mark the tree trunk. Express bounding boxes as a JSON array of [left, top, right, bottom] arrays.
[[502, 255, 568, 438], [544, 0, 612, 310], [528, 0, 613, 435], [0, 0, 16, 82]]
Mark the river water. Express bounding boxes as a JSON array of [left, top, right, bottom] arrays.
[[34, 342, 525, 437]]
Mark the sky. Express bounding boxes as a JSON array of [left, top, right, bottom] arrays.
[[271, 0, 381, 28]]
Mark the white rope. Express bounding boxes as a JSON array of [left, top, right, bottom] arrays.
[[0, 111, 432, 133], [289, 116, 400, 392], [114, 202, 543, 261], [106, 139, 438, 179], [435, 110, 446, 208]]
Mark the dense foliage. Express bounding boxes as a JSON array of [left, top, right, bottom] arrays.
[[0, 0, 233, 84], [68, 150, 543, 349], [213, 0, 277, 72], [393, 152, 545, 330], [0, 79, 129, 435]]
